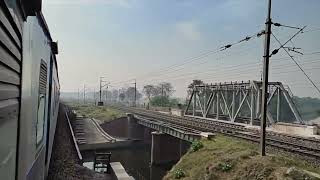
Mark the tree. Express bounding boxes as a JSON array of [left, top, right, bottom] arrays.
[[188, 79, 205, 88], [150, 96, 180, 107], [111, 89, 119, 102], [158, 82, 174, 97], [186, 80, 206, 105], [143, 85, 156, 101], [119, 93, 125, 102], [125, 87, 142, 102]]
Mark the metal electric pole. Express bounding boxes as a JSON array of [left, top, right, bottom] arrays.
[[106, 84, 109, 104], [98, 77, 108, 106], [134, 79, 137, 107], [83, 84, 86, 104], [260, 0, 272, 156], [99, 77, 102, 102]]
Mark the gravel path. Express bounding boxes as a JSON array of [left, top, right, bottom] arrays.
[[47, 105, 111, 180]]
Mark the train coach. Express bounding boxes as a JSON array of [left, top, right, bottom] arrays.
[[0, 1, 59, 180]]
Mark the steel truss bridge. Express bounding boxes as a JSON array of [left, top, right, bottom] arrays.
[[110, 80, 320, 160], [113, 106, 320, 160], [185, 80, 303, 126]]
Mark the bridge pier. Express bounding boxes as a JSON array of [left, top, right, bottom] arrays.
[[127, 113, 144, 140], [150, 131, 190, 165]]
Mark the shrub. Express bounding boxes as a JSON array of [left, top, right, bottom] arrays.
[[174, 168, 185, 179], [191, 141, 204, 152], [216, 162, 233, 172]]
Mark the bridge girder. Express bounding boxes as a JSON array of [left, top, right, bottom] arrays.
[[185, 80, 303, 126]]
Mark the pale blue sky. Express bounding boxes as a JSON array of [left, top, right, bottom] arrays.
[[43, 0, 320, 98]]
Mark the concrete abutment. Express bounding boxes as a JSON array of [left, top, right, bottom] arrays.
[[151, 131, 190, 165]]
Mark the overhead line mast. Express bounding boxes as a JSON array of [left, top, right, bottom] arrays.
[[260, 0, 272, 156]]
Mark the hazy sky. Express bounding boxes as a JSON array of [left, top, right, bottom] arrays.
[[42, 0, 320, 98]]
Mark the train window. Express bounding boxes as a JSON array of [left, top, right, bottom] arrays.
[[36, 61, 47, 147], [36, 94, 45, 145]]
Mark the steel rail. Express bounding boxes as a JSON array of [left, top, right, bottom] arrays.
[[113, 106, 320, 159]]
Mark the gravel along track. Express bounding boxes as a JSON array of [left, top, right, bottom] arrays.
[[47, 105, 111, 180]]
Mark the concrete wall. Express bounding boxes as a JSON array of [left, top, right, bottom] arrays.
[[151, 132, 190, 165], [271, 122, 318, 136], [100, 117, 128, 138], [127, 114, 146, 140], [171, 108, 184, 117]]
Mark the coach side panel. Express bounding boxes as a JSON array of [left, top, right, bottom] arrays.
[[0, 1, 23, 180], [19, 16, 52, 180]]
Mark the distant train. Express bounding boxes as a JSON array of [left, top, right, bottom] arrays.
[[0, 1, 59, 180]]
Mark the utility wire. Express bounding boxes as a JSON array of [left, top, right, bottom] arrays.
[[273, 23, 302, 30], [112, 28, 320, 88], [137, 43, 261, 81], [269, 26, 306, 57], [142, 54, 320, 83], [272, 32, 320, 95], [129, 30, 265, 81], [143, 59, 320, 85], [112, 52, 320, 86]]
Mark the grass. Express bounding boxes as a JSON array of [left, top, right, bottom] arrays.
[[164, 135, 320, 180], [71, 104, 125, 122]]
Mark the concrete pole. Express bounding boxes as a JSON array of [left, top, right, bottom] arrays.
[[260, 0, 272, 156]]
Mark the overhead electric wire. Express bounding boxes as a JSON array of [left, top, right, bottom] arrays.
[[137, 43, 262, 82], [126, 30, 265, 81], [110, 28, 320, 91], [112, 52, 320, 87], [272, 32, 320, 95], [302, 27, 320, 33], [142, 57, 320, 85], [269, 26, 306, 57]]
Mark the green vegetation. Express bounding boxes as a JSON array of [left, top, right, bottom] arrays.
[[164, 135, 320, 180], [150, 96, 180, 108], [174, 168, 185, 179], [190, 141, 203, 152], [71, 105, 125, 122]]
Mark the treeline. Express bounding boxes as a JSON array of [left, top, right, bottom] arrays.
[[105, 87, 142, 104], [143, 82, 180, 107]]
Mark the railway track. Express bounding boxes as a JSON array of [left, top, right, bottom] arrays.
[[113, 106, 320, 159]]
